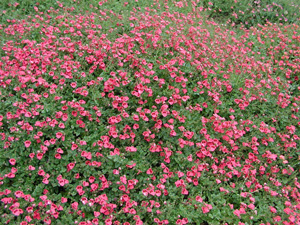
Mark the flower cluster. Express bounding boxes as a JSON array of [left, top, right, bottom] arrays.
[[0, 0, 299, 224]]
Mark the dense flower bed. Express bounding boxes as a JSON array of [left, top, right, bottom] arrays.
[[0, 1, 299, 224]]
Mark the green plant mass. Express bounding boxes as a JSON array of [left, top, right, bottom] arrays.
[[0, 0, 299, 224]]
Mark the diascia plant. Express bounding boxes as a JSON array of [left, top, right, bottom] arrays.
[[0, 0, 299, 224], [201, 0, 300, 28]]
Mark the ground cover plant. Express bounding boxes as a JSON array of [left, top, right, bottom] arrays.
[[0, 0, 300, 224], [202, 0, 300, 28]]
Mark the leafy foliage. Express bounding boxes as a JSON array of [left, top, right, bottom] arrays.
[[0, 0, 299, 224], [202, 0, 300, 28]]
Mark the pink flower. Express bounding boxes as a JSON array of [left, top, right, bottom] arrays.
[[24, 140, 31, 148], [61, 197, 67, 203], [129, 208, 136, 214], [36, 153, 43, 160], [15, 190, 24, 198], [120, 175, 127, 184], [170, 130, 177, 136], [181, 188, 189, 195], [240, 192, 248, 197], [182, 218, 188, 224], [12, 208, 23, 216], [234, 209, 241, 218], [94, 211, 100, 217], [126, 146, 137, 152], [248, 203, 255, 210], [67, 163, 75, 172], [196, 196, 203, 202], [155, 190, 161, 197], [202, 206, 210, 214], [146, 168, 153, 174], [71, 202, 78, 210], [177, 171, 185, 178], [284, 207, 291, 215], [269, 206, 277, 213], [9, 158, 16, 165]]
